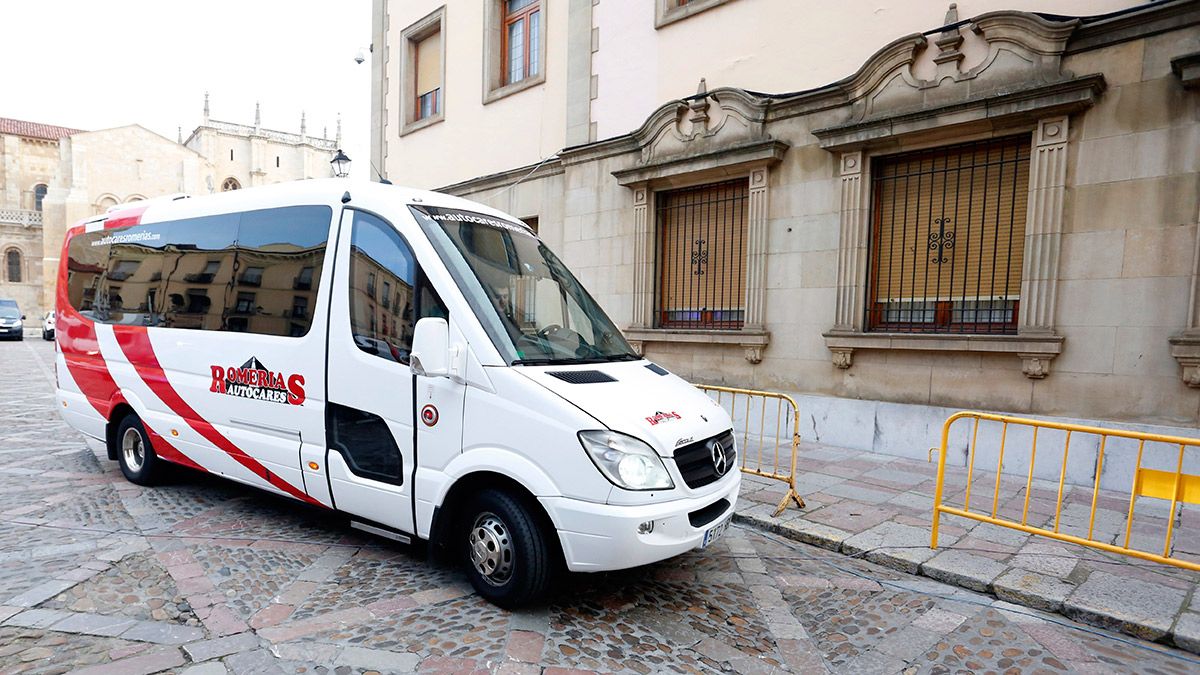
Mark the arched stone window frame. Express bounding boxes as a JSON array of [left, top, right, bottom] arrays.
[[94, 194, 120, 215], [4, 247, 23, 283], [222, 177, 242, 192], [33, 184, 48, 212]]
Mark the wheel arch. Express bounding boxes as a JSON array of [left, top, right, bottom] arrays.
[[104, 402, 137, 461], [428, 471, 561, 566]]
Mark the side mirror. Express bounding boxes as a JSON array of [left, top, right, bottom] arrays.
[[20, 315, 25, 320], [411, 317, 449, 377]]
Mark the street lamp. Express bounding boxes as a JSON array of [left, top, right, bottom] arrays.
[[331, 149, 351, 178]]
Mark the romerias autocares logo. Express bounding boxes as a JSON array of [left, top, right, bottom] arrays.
[[210, 357, 306, 406]]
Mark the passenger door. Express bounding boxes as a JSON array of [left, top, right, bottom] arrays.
[[324, 209, 446, 534]]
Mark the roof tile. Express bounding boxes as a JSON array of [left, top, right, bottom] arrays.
[[0, 117, 85, 141]]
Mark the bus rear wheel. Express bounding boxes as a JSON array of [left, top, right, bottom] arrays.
[[460, 489, 552, 608], [116, 414, 161, 486]]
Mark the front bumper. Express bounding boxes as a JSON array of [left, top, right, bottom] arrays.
[[0, 325, 22, 338], [543, 471, 741, 572]]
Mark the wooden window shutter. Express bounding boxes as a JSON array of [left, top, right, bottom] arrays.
[[415, 31, 441, 97], [655, 180, 748, 330], [868, 135, 1031, 333]]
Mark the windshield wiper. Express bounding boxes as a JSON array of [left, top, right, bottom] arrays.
[[511, 356, 610, 366], [599, 353, 641, 362], [511, 357, 560, 366], [512, 353, 641, 366]]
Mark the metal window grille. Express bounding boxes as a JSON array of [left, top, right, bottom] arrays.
[[867, 135, 1031, 334], [655, 179, 747, 330]]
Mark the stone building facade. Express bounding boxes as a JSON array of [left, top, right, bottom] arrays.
[[373, 1, 1200, 475], [0, 100, 340, 318], [0, 119, 80, 318]]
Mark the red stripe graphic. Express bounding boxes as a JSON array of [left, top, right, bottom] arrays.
[[56, 213, 204, 472], [144, 425, 205, 472], [111, 325, 324, 508], [103, 205, 148, 230]]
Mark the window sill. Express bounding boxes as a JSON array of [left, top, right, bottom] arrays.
[[624, 327, 770, 363], [400, 113, 444, 137], [483, 72, 546, 105], [822, 331, 1064, 379]]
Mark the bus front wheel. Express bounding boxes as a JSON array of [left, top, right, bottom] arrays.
[[460, 489, 552, 607]]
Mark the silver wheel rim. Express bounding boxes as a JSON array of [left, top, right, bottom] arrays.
[[122, 427, 145, 473], [468, 512, 513, 586]]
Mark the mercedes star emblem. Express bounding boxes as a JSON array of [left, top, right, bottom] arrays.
[[710, 440, 729, 477]]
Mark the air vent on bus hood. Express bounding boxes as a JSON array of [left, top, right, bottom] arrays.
[[546, 370, 617, 384], [645, 363, 669, 376]]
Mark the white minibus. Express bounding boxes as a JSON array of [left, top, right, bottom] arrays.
[[54, 180, 740, 605]]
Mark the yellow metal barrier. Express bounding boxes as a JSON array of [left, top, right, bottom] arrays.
[[931, 411, 1200, 572], [696, 384, 805, 516]]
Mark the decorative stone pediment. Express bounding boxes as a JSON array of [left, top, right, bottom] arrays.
[[628, 79, 771, 169], [813, 6, 1093, 149]]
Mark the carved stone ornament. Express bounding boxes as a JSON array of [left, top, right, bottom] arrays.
[[1020, 354, 1051, 379], [1169, 335, 1200, 388], [812, 6, 1082, 136], [627, 340, 645, 357], [629, 78, 772, 167], [830, 348, 854, 370], [742, 345, 764, 365]]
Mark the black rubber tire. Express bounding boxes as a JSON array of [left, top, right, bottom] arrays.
[[115, 414, 161, 486], [460, 489, 553, 608], [42, 330, 51, 341]]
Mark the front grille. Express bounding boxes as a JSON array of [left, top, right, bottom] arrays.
[[673, 430, 736, 489]]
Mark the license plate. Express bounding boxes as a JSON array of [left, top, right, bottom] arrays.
[[701, 516, 731, 548]]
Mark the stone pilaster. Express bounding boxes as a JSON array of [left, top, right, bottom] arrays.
[[630, 183, 655, 329], [744, 167, 769, 330], [1169, 195, 1200, 387], [1015, 116, 1070, 377], [833, 151, 867, 332], [1019, 117, 1068, 334]]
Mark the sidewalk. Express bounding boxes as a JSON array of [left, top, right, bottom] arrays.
[[734, 441, 1200, 653]]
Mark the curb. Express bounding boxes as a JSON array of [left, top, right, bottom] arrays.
[[732, 511, 1200, 655]]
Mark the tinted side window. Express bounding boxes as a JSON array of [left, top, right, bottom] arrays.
[[64, 206, 331, 337], [67, 222, 173, 325], [328, 403, 403, 484], [349, 212, 418, 363], [161, 214, 239, 330], [236, 206, 331, 337]]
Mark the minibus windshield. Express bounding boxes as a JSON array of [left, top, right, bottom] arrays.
[[411, 206, 637, 365]]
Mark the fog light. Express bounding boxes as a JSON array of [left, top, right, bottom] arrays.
[[637, 520, 654, 535]]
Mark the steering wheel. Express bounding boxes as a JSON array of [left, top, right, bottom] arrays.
[[537, 324, 563, 339]]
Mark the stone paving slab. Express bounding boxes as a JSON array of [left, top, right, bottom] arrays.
[[49, 611, 139, 637], [737, 442, 1200, 654]]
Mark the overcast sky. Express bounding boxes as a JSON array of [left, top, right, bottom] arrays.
[[1, 0, 371, 174]]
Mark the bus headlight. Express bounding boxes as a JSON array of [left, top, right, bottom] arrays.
[[578, 430, 674, 491]]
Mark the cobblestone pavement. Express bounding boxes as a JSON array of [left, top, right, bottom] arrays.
[[2, 339, 1199, 674]]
